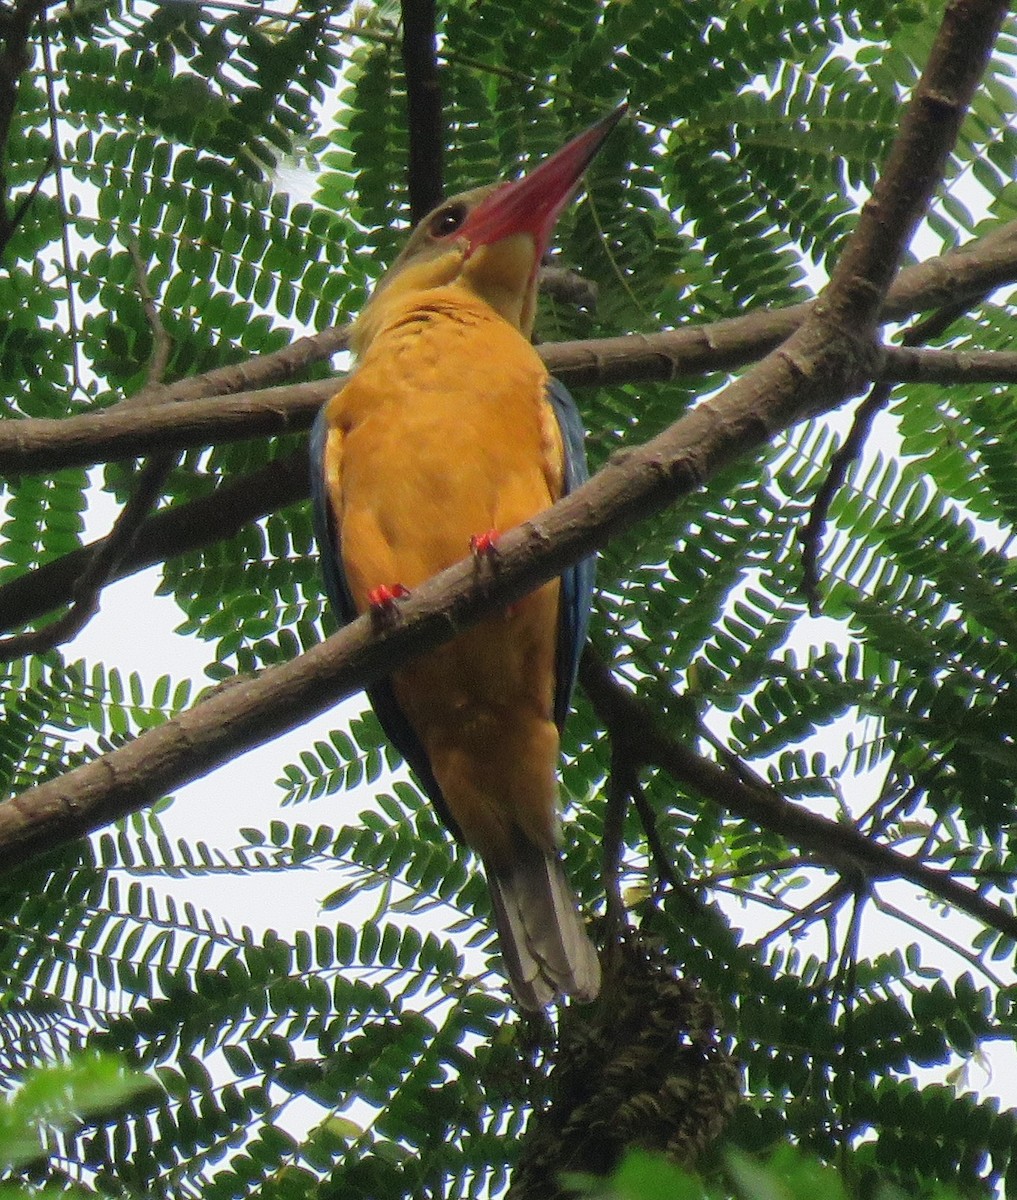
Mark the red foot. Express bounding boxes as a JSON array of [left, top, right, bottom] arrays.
[[470, 530, 501, 558], [470, 530, 515, 617], [367, 583, 410, 624]]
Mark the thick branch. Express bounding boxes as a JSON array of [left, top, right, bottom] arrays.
[[7, 219, 1017, 476], [765, 0, 1006, 417], [879, 344, 1017, 382], [822, 0, 1003, 323], [0, 0, 1006, 879], [0, 380, 335, 476]]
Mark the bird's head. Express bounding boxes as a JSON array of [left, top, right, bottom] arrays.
[[353, 105, 626, 351]]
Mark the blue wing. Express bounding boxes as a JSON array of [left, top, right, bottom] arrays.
[[309, 405, 452, 832], [546, 377, 596, 732], [308, 406, 355, 627]]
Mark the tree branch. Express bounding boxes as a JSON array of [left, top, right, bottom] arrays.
[[878, 343, 1017, 382], [602, 742, 629, 934], [0, 452, 309, 635], [0, 454, 175, 661], [801, 297, 998, 614], [0, 0, 1007, 909], [400, 0, 443, 222], [7, 221, 1017, 476], [113, 325, 350, 409], [577, 652, 1017, 944], [126, 239, 173, 398], [0, 380, 335, 476]]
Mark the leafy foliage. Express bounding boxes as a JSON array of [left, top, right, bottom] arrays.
[[2, 1, 1017, 1198], [0, 1052, 153, 1190], [572, 1144, 978, 1200]]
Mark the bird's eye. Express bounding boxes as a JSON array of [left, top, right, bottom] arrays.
[[429, 203, 467, 238]]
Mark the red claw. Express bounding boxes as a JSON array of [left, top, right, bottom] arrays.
[[470, 530, 501, 558], [470, 529, 515, 617], [367, 583, 410, 624]]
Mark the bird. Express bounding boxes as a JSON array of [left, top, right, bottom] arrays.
[[310, 107, 625, 1009]]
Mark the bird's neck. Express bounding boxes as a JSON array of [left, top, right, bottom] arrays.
[[352, 283, 530, 358]]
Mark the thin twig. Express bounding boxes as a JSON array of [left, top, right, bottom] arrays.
[[872, 891, 1006, 989], [0, 0, 53, 260], [0, 249, 179, 661], [800, 381, 892, 616], [832, 884, 866, 1171], [124, 238, 173, 398], [0, 451, 309, 636], [625, 767, 694, 902], [856, 764, 920, 839], [695, 856, 815, 885], [0, 456, 175, 661], [602, 742, 628, 935], [5, 149, 52, 233], [751, 878, 853, 950], [712, 882, 799, 914], [800, 289, 994, 615], [39, 14, 80, 394]]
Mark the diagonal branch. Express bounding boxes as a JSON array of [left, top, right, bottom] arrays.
[[0, 453, 309, 636], [0, 0, 1006, 886], [126, 239, 174, 398], [577, 652, 1017, 943], [800, 294, 996, 614], [0, 455, 175, 661], [112, 325, 350, 409]]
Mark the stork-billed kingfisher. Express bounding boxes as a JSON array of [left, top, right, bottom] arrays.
[[310, 107, 624, 1009]]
